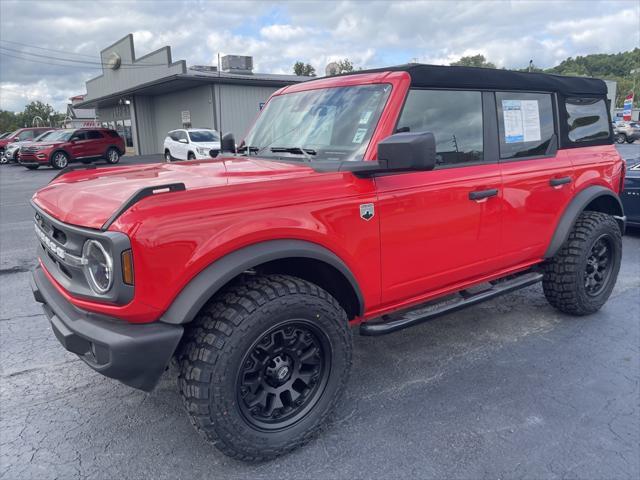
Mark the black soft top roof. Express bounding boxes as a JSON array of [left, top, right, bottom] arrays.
[[354, 64, 607, 96]]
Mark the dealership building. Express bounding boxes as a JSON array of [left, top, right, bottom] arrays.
[[75, 35, 309, 155]]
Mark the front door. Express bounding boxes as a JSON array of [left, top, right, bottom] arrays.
[[69, 131, 90, 158], [376, 89, 503, 305]]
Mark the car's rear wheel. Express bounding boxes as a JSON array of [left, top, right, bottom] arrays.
[[543, 211, 622, 315], [50, 151, 69, 169], [614, 133, 626, 144], [177, 274, 352, 461], [187, 152, 196, 160], [106, 147, 120, 164], [164, 149, 172, 162]]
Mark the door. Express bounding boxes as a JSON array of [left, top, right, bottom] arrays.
[[376, 89, 503, 305], [496, 91, 574, 265], [69, 131, 90, 158], [85, 130, 105, 157]]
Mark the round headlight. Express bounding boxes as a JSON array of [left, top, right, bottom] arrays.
[[82, 240, 113, 294]]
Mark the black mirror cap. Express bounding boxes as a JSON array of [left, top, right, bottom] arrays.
[[377, 131, 437, 172], [209, 149, 220, 158], [221, 133, 236, 153]]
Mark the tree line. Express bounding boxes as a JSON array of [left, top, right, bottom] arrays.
[[0, 101, 65, 133], [293, 48, 639, 108]]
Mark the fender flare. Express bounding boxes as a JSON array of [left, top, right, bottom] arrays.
[[160, 239, 364, 325], [544, 185, 624, 259]]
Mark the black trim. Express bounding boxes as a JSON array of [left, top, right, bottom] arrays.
[[31, 265, 183, 392], [101, 183, 186, 231], [160, 240, 364, 325], [544, 186, 624, 258], [360, 271, 543, 335], [469, 188, 498, 200]]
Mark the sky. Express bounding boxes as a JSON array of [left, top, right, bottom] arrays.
[[0, 0, 639, 112]]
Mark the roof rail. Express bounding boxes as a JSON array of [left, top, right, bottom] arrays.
[[101, 183, 186, 231]]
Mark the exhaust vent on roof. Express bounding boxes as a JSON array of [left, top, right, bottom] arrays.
[[221, 55, 253, 74]]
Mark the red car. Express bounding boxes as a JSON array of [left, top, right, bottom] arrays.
[[30, 65, 625, 460], [19, 128, 125, 169], [0, 127, 52, 160]]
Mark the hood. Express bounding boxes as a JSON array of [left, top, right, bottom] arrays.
[[32, 156, 314, 229]]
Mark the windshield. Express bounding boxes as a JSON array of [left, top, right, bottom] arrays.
[[188, 130, 220, 142], [42, 130, 74, 142], [34, 131, 55, 141], [243, 84, 392, 162]]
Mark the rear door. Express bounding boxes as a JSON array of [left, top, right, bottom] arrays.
[[85, 130, 106, 157], [497, 91, 574, 265], [376, 89, 503, 304]]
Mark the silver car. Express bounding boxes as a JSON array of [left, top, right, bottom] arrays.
[[613, 121, 640, 144]]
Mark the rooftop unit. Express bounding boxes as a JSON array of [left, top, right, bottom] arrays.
[[221, 55, 253, 75]]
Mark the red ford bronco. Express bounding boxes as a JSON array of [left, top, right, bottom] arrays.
[[31, 65, 626, 460]]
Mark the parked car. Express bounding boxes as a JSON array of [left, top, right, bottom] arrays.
[[18, 128, 125, 169], [163, 128, 220, 161], [0, 127, 52, 162], [622, 161, 640, 227], [30, 65, 625, 461], [2, 129, 57, 163], [613, 121, 640, 144]]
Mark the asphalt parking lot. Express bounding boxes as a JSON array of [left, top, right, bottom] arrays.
[[1, 147, 639, 479]]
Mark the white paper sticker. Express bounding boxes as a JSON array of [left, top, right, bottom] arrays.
[[521, 100, 541, 142], [502, 99, 541, 143], [359, 111, 373, 124], [352, 128, 367, 143]]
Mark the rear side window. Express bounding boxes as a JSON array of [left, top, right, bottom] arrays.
[[397, 89, 483, 167], [496, 92, 555, 159], [565, 98, 610, 143], [86, 130, 103, 139]]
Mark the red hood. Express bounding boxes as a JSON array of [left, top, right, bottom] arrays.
[[32, 157, 314, 229]]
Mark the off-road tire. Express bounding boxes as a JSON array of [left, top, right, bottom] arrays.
[[177, 274, 352, 461], [543, 211, 621, 315]]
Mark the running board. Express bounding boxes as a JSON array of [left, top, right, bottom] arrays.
[[360, 271, 543, 336]]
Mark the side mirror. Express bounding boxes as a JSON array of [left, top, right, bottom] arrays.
[[178, 138, 188, 144], [221, 133, 235, 153], [209, 149, 220, 158], [345, 131, 437, 177]]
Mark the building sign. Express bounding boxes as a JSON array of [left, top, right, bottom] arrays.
[[181, 110, 191, 124], [623, 93, 634, 121]]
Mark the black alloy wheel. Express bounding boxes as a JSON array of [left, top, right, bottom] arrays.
[[584, 234, 614, 297], [237, 320, 331, 431]]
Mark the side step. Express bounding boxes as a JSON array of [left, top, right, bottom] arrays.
[[360, 271, 543, 336]]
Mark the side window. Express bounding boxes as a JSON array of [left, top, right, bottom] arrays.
[[496, 92, 555, 159], [168, 131, 179, 141], [17, 130, 34, 141], [86, 130, 103, 140], [397, 90, 483, 166], [565, 97, 610, 143], [177, 131, 188, 142], [71, 131, 88, 141]]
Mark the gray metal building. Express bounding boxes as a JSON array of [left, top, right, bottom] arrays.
[[75, 35, 308, 155]]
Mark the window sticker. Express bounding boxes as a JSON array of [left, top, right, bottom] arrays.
[[502, 99, 541, 143], [359, 111, 373, 124], [352, 128, 368, 143]]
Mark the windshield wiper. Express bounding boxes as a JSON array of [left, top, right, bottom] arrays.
[[270, 146, 316, 161]]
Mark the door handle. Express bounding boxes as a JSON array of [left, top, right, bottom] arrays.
[[468, 188, 499, 201], [550, 176, 572, 187]]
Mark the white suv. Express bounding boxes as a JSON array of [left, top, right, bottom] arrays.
[[163, 129, 221, 161]]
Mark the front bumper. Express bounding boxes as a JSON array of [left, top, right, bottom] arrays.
[[31, 265, 183, 391], [19, 152, 49, 165]]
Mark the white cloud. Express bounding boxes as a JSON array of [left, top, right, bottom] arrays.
[[0, 0, 638, 112]]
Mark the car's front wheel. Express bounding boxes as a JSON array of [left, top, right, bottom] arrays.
[[50, 151, 69, 169], [614, 133, 627, 144], [187, 152, 196, 160], [177, 274, 353, 461], [106, 147, 120, 164], [543, 211, 622, 315]]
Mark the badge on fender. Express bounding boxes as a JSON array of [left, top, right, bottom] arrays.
[[360, 203, 375, 221]]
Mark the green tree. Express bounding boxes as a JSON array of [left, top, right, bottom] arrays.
[[293, 61, 316, 76], [22, 101, 56, 127], [0, 110, 21, 133], [450, 54, 496, 69], [336, 58, 354, 73]]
